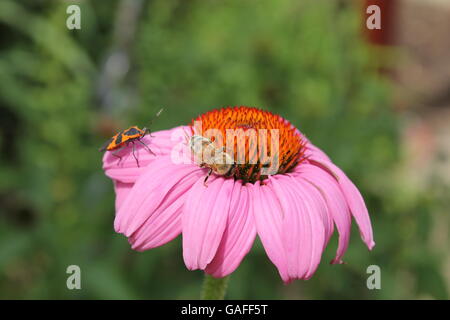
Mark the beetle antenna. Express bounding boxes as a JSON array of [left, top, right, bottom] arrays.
[[149, 108, 164, 124], [156, 108, 164, 117], [145, 108, 164, 137]]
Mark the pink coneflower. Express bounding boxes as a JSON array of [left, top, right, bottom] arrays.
[[102, 106, 374, 283]]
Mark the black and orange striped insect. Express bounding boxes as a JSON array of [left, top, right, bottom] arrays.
[[99, 109, 163, 167]]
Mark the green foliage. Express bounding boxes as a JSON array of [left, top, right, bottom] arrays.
[[0, 0, 447, 299]]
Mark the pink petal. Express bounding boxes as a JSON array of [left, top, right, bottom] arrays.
[[114, 157, 203, 237], [294, 179, 328, 279], [182, 177, 235, 271], [114, 181, 134, 212], [304, 141, 331, 162], [267, 176, 306, 280], [249, 181, 290, 283], [205, 181, 256, 277], [294, 163, 351, 264], [270, 175, 327, 281], [293, 177, 334, 249], [307, 157, 375, 250], [102, 126, 189, 183], [128, 167, 204, 251], [104, 165, 149, 184]]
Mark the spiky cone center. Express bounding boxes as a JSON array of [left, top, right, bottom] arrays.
[[190, 106, 306, 183]]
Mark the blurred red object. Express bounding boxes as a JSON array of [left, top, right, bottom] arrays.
[[363, 0, 397, 46]]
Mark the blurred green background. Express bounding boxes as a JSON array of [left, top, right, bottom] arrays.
[[0, 0, 449, 299]]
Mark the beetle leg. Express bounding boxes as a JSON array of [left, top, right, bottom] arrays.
[[138, 139, 155, 156], [143, 127, 154, 138], [112, 147, 124, 164], [132, 143, 140, 167]]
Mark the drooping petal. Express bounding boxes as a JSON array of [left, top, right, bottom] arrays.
[[268, 176, 306, 280], [114, 181, 134, 212], [270, 175, 328, 281], [292, 178, 329, 279], [182, 177, 235, 271], [114, 157, 203, 237], [291, 176, 334, 249], [205, 181, 256, 278], [128, 167, 205, 251], [250, 181, 289, 283], [103, 126, 190, 183], [294, 163, 351, 264], [306, 156, 375, 250]]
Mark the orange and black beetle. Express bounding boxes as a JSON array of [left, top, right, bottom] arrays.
[[99, 126, 153, 167], [99, 109, 163, 167]]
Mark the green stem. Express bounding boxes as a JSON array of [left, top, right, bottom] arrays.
[[201, 274, 230, 300]]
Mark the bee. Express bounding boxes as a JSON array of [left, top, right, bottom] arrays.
[[188, 134, 236, 186]]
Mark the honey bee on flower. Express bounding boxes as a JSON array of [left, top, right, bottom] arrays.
[[188, 134, 236, 186]]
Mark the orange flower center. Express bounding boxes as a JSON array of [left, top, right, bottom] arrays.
[[189, 106, 306, 183]]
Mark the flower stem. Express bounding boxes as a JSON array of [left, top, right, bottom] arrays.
[[201, 274, 230, 300]]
